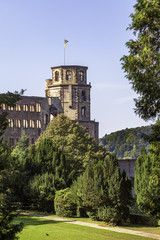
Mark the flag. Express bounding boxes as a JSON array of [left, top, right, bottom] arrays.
[[64, 39, 69, 48]]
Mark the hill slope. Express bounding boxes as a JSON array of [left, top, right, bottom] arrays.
[[100, 126, 152, 159]]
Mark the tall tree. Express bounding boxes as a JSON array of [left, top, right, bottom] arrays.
[[0, 91, 23, 239], [72, 154, 132, 225], [135, 120, 160, 217], [37, 114, 104, 169], [121, 0, 160, 120]]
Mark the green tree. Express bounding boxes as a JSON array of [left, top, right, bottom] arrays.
[[72, 154, 132, 225], [54, 188, 76, 217], [37, 114, 104, 170], [135, 121, 160, 217], [11, 135, 30, 205], [121, 0, 160, 120], [27, 138, 80, 211], [0, 91, 23, 239]]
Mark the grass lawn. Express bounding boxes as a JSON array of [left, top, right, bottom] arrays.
[[15, 216, 155, 240]]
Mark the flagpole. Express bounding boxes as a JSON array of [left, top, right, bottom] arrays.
[[64, 40, 68, 66], [64, 45, 65, 65]]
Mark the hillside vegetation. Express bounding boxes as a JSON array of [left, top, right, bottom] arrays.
[[100, 126, 152, 159]]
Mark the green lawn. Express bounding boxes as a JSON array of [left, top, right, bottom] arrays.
[[15, 216, 154, 240]]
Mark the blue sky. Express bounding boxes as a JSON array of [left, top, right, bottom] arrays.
[[0, 0, 153, 137]]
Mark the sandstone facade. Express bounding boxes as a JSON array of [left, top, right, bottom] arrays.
[[2, 65, 99, 146]]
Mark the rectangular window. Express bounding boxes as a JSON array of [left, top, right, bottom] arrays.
[[15, 119, 21, 128], [8, 119, 14, 127], [16, 104, 21, 111], [8, 106, 14, 111], [1, 104, 6, 110], [37, 120, 41, 128], [23, 119, 28, 128], [31, 138, 34, 144], [36, 103, 41, 112], [30, 105, 35, 112], [23, 104, 28, 111], [30, 120, 35, 128]]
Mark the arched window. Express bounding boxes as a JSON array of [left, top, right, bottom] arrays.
[[79, 71, 84, 82], [66, 70, 71, 81], [55, 71, 59, 81], [82, 90, 86, 101], [81, 106, 86, 117]]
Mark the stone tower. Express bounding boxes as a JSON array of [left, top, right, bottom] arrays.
[[45, 65, 99, 141]]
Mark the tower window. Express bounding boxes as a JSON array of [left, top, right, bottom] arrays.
[[79, 71, 84, 82], [82, 90, 86, 101], [81, 107, 86, 117], [55, 71, 59, 81], [66, 70, 71, 81]]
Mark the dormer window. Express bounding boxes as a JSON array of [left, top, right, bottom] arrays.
[[55, 71, 59, 81], [66, 70, 71, 81], [79, 71, 84, 82]]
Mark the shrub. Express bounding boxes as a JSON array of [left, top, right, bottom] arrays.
[[54, 188, 77, 217]]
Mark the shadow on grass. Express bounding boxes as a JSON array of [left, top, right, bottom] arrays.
[[14, 215, 61, 227]]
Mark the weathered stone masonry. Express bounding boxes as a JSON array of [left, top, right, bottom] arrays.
[[2, 65, 99, 146]]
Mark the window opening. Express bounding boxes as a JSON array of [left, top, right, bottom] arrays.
[[36, 103, 41, 112], [82, 90, 86, 101], [37, 120, 41, 128], [16, 104, 21, 111], [30, 105, 35, 112], [15, 119, 21, 128], [55, 71, 59, 81], [8, 119, 14, 127], [23, 120, 28, 128], [23, 104, 28, 111], [81, 107, 86, 117], [79, 71, 84, 82], [30, 120, 35, 128], [66, 70, 72, 81]]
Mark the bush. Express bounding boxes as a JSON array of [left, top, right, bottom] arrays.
[[54, 188, 77, 217], [130, 214, 158, 226]]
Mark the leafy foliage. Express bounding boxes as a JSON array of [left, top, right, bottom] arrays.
[[0, 91, 24, 239], [37, 114, 104, 169], [100, 125, 152, 158], [135, 121, 160, 217], [121, 0, 160, 120], [71, 154, 132, 225], [54, 188, 76, 217]]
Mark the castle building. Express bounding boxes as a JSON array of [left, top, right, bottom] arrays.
[[1, 65, 99, 146]]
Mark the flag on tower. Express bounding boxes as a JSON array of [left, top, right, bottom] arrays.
[[64, 39, 69, 47]]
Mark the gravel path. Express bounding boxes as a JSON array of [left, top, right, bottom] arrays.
[[20, 212, 160, 240]]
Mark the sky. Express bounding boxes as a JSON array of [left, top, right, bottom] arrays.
[[0, 0, 154, 137]]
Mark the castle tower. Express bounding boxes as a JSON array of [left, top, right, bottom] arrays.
[[45, 65, 99, 141]]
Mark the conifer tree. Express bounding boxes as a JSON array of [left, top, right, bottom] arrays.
[[72, 154, 132, 225]]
